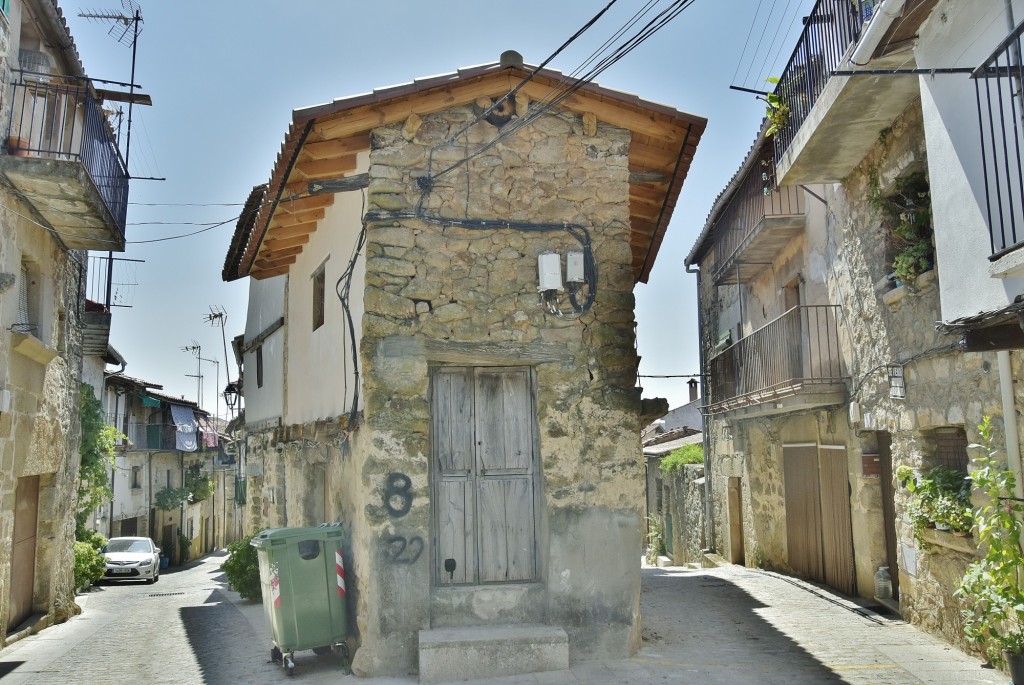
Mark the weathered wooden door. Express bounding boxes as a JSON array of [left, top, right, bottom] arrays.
[[8, 476, 39, 631], [783, 445, 823, 581], [726, 476, 745, 565], [877, 432, 900, 599], [819, 445, 855, 595], [783, 444, 855, 595], [432, 367, 538, 585]]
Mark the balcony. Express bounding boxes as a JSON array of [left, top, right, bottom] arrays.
[[707, 305, 847, 417], [0, 72, 128, 250], [773, 0, 938, 185], [974, 18, 1024, 266], [712, 149, 806, 285]]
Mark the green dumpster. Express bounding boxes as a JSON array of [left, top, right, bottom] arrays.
[[252, 525, 349, 676]]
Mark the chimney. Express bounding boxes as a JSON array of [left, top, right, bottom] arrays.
[[500, 50, 524, 68], [688, 378, 699, 402]]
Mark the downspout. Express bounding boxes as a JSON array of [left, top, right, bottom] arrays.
[[997, 351, 1024, 501], [849, 0, 908, 66], [687, 262, 715, 553], [179, 452, 185, 564], [147, 452, 153, 539]]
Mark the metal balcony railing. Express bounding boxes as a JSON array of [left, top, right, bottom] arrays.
[[772, 0, 868, 167], [973, 18, 1024, 259], [4, 71, 129, 236], [712, 149, 805, 273], [708, 305, 844, 411]]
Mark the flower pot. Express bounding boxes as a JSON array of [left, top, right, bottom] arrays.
[[1004, 650, 1024, 684]]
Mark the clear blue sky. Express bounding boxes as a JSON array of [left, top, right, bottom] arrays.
[[59, 0, 814, 416]]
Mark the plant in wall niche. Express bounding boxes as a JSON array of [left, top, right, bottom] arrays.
[[763, 77, 790, 138], [896, 463, 972, 544], [957, 417, 1024, 679], [869, 171, 934, 285]]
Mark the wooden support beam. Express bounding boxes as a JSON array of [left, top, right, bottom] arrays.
[[308, 173, 371, 195], [292, 155, 358, 181], [265, 220, 318, 240], [252, 264, 293, 280], [301, 133, 371, 160], [270, 209, 325, 228], [262, 234, 310, 251], [276, 194, 333, 214], [629, 170, 669, 184]]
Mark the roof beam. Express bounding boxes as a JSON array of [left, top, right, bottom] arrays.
[[266, 220, 318, 240], [301, 133, 371, 160], [292, 155, 358, 181], [270, 208, 325, 228]]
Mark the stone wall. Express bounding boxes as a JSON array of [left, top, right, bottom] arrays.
[[348, 103, 644, 675], [666, 463, 705, 565], [0, 188, 84, 639]]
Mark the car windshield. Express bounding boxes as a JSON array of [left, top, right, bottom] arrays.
[[107, 539, 151, 553]]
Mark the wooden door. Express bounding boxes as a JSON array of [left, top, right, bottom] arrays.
[[877, 432, 899, 599], [8, 476, 39, 630], [727, 476, 745, 564], [432, 367, 538, 585], [819, 446, 855, 595], [783, 445, 823, 581]]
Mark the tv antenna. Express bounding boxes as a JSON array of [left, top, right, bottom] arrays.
[[79, 1, 143, 170]]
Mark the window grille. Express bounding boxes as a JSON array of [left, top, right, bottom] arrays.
[[932, 428, 969, 473]]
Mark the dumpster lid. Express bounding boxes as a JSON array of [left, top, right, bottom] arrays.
[[251, 524, 345, 547]]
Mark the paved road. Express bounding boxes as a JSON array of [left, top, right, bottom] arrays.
[[0, 553, 1004, 684]]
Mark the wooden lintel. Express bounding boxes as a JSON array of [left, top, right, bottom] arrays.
[[961, 323, 1024, 352]]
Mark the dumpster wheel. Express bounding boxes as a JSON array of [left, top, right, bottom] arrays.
[[284, 652, 295, 677]]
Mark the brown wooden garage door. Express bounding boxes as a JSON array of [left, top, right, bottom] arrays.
[[783, 445, 855, 595], [8, 475, 39, 631]]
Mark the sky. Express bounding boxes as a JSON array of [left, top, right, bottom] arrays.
[[57, 0, 815, 418]]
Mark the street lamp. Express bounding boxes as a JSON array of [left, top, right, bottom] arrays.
[[223, 382, 239, 415]]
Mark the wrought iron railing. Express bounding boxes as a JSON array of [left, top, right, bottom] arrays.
[[106, 415, 218, 452], [972, 18, 1024, 259], [708, 305, 844, 411], [712, 149, 805, 274], [772, 0, 867, 167], [4, 71, 129, 236]]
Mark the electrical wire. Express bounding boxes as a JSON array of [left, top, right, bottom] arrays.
[[848, 341, 959, 401], [126, 216, 238, 244], [739, 0, 782, 90], [426, 0, 695, 183], [732, 0, 767, 87], [363, 208, 599, 317], [753, 0, 802, 91], [334, 191, 368, 431]]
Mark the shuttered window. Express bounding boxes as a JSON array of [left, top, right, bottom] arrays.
[[432, 366, 538, 585], [16, 263, 31, 333]]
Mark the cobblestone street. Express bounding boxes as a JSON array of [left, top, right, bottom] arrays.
[[0, 554, 1004, 684]]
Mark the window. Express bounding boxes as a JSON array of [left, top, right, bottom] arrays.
[[256, 345, 264, 389], [929, 427, 970, 473], [312, 265, 326, 331], [431, 367, 539, 585], [131, 465, 142, 489], [15, 262, 34, 334], [0, 0, 9, 18]]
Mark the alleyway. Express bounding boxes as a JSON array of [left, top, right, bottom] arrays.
[[0, 554, 1000, 684]]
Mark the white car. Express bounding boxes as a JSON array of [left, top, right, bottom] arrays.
[[102, 537, 161, 584]]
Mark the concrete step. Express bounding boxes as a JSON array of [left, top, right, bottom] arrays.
[[418, 623, 568, 684]]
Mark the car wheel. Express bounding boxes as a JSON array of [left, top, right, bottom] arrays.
[[145, 576, 155, 584]]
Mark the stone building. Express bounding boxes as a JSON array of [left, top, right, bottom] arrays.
[[222, 52, 705, 678], [685, 0, 1024, 653], [97, 374, 239, 564], [0, 0, 131, 642]]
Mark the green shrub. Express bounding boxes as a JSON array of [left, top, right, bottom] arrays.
[[178, 533, 193, 563], [73, 541, 106, 590], [660, 443, 704, 477], [77, 527, 107, 550], [645, 516, 667, 565], [222, 533, 262, 601]]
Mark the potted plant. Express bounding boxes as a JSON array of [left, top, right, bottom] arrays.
[[957, 417, 1024, 681], [896, 464, 972, 544]]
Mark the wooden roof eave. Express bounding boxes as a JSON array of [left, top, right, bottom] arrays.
[[238, 64, 707, 281]]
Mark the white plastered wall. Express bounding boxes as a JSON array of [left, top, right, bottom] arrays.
[[243, 274, 285, 425], [916, 0, 1024, 322]]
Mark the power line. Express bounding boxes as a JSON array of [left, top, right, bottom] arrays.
[[127, 216, 238, 243]]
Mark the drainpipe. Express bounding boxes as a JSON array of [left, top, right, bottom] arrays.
[[849, 0, 907, 67], [687, 263, 716, 553], [997, 351, 1024, 500]]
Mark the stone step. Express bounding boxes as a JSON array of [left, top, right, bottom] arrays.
[[418, 623, 568, 684]]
